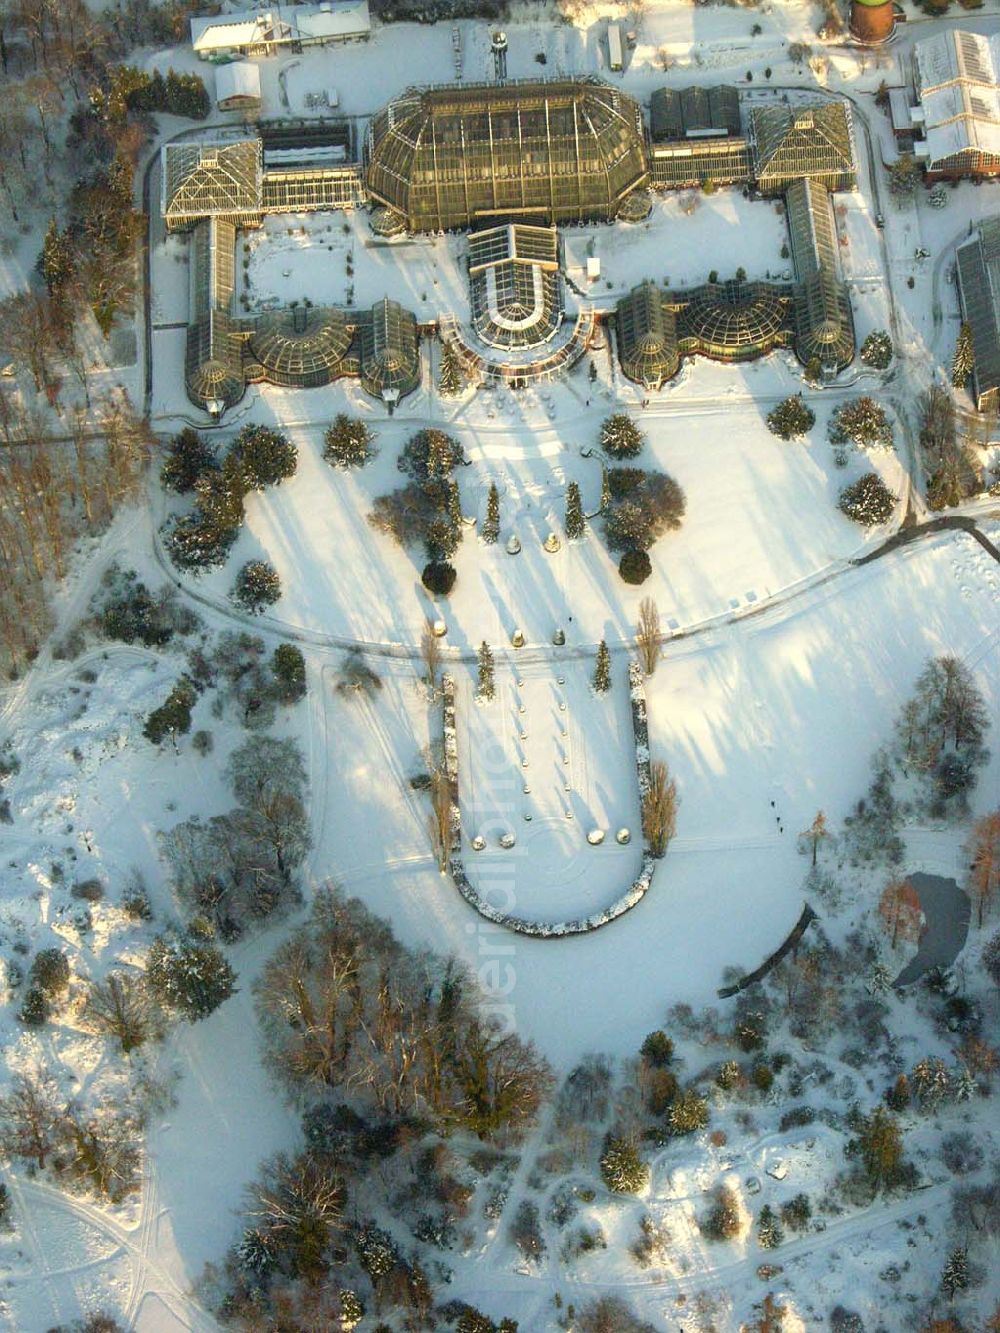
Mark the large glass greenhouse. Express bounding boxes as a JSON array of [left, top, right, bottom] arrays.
[[365, 78, 649, 232], [749, 103, 856, 196], [616, 283, 679, 390], [678, 280, 794, 361]]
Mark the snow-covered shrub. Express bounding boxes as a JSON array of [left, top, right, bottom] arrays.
[[766, 394, 815, 440], [121, 878, 152, 921], [701, 1185, 741, 1240], [323, 414, 376, 468], [600, 1135, 649, 1193], [600, 413, 645, 459], [94, 567, 199, 646], [828, 1306, 866, 1333], [941, 1132, 984, 1176], [780, 1192, 812, 1232], [192, 728, 213, 756], [604, 467, 685, 552], [231, 560, 281, 614], [860, 331, 893, 370], [578, 1296, 659, 1333], [838, 472, 896, 527], [30, 948, 70, 996], [830, 397, 894, 451], [716, 1060, 741, 1091], [631, 1213, 671, 1268], [18, 984, 49, 1026], [336, 650, 382, 697]]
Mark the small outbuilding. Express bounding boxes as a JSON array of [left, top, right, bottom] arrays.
[[215, 62, 262, 115]]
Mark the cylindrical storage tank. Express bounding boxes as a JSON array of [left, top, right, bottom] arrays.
[[850, 0, 895, 45]]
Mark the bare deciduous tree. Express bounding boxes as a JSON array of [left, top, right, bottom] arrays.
[[969, 809, 1000, 928], [245, 1151, 344, 1282], [636, 596, 660, 676], [61, 1106, 141, 1202], [800, 810, 830, 867], [642, 760, 678, 858], [428, 767, 452, 873], [879, 878, 922, 949], [419, 619, 442, 692], [0, 1068, 63, 1168], [82, 972, 156, 1054]]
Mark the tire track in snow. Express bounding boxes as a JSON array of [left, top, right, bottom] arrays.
[[123, 1154, 161, 1330], [10, 1174, 218, 1332], [2, 1168, 67, 1330]]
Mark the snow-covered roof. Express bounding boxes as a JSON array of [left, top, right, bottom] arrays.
[[956, 217, 1000, 404], [296, 0, 370, 40], [191, 2, 369, 54], [914, 29, 1000, 167], [215, 61, 261, 108], [915, 29, 1000, 96]]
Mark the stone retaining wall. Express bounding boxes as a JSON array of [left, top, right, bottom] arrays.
[[440, 666, 659, 937]]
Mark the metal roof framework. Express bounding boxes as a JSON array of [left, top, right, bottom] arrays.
[[468, 224, 563, 351], [365, 78, 650, 232], [649, 85, 741, 142], [163, 140, 263, 227], [616, 282, 679, 389], [956, 217, 1000, 409], [749, 102, 856, 194]]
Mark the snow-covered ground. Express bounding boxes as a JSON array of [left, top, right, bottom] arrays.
[[4, 1, 1000, 1328], [163, 387, 905, 651]]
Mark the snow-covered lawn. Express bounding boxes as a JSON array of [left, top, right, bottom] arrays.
[[177, 391, 904, 650], [300, 529, 999, 1069]]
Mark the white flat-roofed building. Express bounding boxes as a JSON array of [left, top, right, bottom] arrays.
[[191, 1, 370, 59]]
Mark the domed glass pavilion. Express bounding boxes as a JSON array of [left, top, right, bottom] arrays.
[[365, 78, 649, 233]]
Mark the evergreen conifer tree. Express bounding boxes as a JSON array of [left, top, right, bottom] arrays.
[[143, 679, 197, 748], [566, 481, 585, 539], [271, 644, 306, 704], [146, 933, 236, 1022], [952, 322, 975, 389], [593, 640, 611, 695], [448, 478, 463, 534], [438, 340, 465, 397], [482, 482, 500, 544], [477, 641, 495, 702], [941, 1246, 969, 1299], [757, 1204, 783, 1249], [600, 465, 611, 513]]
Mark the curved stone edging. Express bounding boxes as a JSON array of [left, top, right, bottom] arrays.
[[716, 902, 819, 998], [440, 666, 659, 937]]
